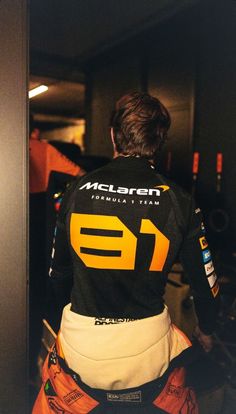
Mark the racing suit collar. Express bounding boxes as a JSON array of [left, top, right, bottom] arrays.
[[113, 156, 156, 171]]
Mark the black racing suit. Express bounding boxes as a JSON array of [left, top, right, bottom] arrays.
[[49, 156, 220, 335]]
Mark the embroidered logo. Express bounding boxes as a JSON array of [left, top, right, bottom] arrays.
[[94, 318, 137, 325], [166, 384, 184, 399], [106, 391, 142, 403], [204, 260, 214, 275], [199, 236, 208, 249], [202, 249, 211, 263], [63, 389, 83, 406]]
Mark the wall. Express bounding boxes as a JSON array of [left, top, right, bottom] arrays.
[[147, 14, 196, 190], [85, 4, 198, 185], [85, 50, 143, 156], [86, 0, 236, 247], [194, 1, 236, 249], [40, 121, 85, 151], [0, 0, 28, 412]]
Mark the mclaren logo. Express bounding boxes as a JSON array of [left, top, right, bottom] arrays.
[[155, 185, 170, 192], [79, 182, 170, 196]]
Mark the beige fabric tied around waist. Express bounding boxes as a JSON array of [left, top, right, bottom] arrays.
[[59, 304, 191, 390]]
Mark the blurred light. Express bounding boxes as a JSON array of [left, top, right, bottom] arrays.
[[29, 85, 48, 99]]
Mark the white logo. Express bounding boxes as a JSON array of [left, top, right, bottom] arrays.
[[79, 182, 161, 196], [208, 272, 217, 288], [204, 261, 214, 275]]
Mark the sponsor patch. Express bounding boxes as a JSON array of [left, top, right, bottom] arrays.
[[63, 389, 83, 406], [44, 379, 57, 397], [166, 384, 184, 399], [79, 182, 161, 196], [48, 346, 57, 368], [48, 397, 65, 413], [208, 272, 217, 288], [202, 249, 211, 263], [106, 391, 142, 403], [201, 222, 206, 233], [154, 185, 170, 192], [204, 261, 214, 275], [95, 318, 137, 325], [211, 283, 219, 297], [199, 236, 208, 249]]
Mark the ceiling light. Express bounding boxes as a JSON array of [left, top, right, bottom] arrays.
[[29, 85, 48, 99]]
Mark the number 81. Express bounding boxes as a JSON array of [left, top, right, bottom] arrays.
[[71, 213, 169, 271]]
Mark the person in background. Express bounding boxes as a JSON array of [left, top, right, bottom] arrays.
[[33, 93, 220, 413], [29, 115, 85, 194], [29, 113, 85, 386]]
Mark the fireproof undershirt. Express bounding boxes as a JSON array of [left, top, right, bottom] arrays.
[[49, 156, 220, 334]]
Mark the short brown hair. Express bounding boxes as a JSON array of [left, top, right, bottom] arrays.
[[110, 92, 171, 159]]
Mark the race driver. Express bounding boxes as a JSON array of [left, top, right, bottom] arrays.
[[33, 92, 220, 413]]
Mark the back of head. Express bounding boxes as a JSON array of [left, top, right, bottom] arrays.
[[110, 92, 171, 160]]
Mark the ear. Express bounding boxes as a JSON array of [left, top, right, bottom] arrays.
[[110, 128, 119, 158], [110, 127, 115, 145]]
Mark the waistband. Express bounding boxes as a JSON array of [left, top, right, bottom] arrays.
[[60, 303, 171, 360]]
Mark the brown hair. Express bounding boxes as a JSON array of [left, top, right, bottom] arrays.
[[110, 92, 171, 159]]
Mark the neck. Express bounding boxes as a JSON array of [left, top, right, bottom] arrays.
[[113, 153, 140, 159], [113, 152, 155, 166]]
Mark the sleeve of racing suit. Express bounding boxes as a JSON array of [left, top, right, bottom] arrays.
[[179, 198, 220, 335], [48, 180, 77, 316]]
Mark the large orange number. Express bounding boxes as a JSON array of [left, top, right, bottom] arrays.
[[70, 214, 169, 271], [70, 214, 137, 269], [140, 219, 169, 271]]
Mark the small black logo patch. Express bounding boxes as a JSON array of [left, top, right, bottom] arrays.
[[63, 389, 83, 406], [95, 317, 137, 325], [106, 391, 142, 403]]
